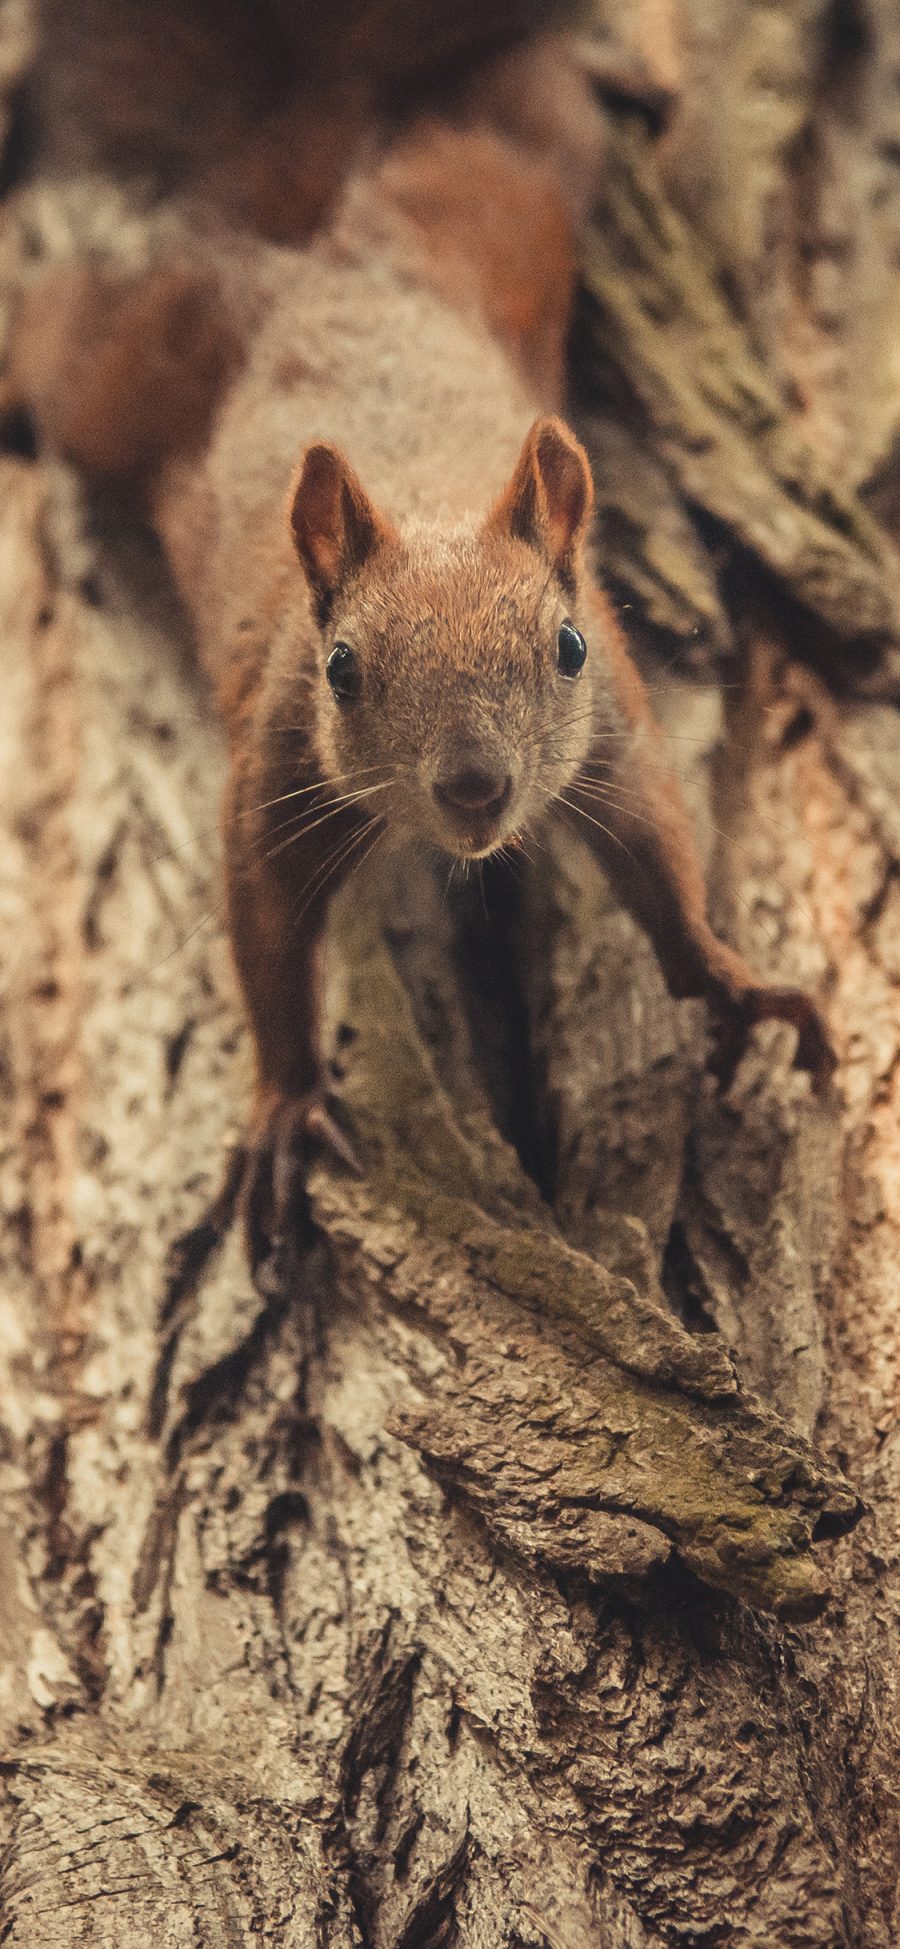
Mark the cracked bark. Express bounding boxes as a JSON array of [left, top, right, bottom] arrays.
[[1, 3, 900, 1946]]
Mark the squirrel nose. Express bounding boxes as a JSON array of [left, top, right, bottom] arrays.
[[433, 765, 512, 816]]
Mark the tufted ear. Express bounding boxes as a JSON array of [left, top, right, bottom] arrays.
[[288, 442, 396, 622], [487, 416, 593, 594]]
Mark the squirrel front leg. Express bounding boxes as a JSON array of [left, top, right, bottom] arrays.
[[563, 613, 834, 1087], [218, 441, 400, 1278], [223, 764, 367, 1277]]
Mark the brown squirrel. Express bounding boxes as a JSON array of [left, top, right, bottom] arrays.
[[11, 47, 833, 1273]]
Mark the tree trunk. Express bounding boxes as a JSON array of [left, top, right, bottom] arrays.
[[1, 4, 899, 1945]]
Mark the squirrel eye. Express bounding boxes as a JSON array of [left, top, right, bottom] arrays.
[[557, 621, 587, 678], [326, 642, 360, 701]]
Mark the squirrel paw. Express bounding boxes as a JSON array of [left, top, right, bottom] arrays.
[[708, 983, 836, 1093], [242, 1088, 361, 1288]]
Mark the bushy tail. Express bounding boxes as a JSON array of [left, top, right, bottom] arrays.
[[8, 255, 240, 482], [34, 0, 583, 193], [14, 1, 593, 478]]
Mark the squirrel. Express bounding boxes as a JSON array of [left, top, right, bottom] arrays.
[[9, 39, 834, 1275]]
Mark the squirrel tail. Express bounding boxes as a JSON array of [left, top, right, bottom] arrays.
[[33, 0, 582, 193], [11, 4, 594, 478], [7, 255, 239, 483]]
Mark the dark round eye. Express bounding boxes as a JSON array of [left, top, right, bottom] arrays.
[[557, 621, 587, 678], [326, 642, 360, 702]]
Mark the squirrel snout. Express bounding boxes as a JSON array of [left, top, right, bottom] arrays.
[[433, 764, 512, 819]]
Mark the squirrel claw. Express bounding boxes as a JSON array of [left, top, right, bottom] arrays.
[[709, 984, 836, 1094], [785, 994, 837, 1089], [305, 1099, 362, 1175], [242, 1088, 361, 1283]]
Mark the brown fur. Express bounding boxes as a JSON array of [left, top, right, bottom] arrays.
[[33, 1, 586, 239], [11, 259, 241, 479], [12, 71, 833, 1273]]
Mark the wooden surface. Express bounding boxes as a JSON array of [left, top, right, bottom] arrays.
[[1, 3, 899, 1944]]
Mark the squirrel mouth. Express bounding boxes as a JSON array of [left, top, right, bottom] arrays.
[[434, 774, 513, 856], [454, 828, 507, 860], [439, 805, 512, 859]]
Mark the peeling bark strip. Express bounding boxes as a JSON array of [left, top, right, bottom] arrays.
[[1, 2, 900, 1946]]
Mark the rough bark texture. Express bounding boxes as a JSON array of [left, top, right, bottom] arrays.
[[1, 3, 900, 1946]]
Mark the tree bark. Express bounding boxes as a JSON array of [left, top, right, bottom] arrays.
[[1, 3, 899, 1945]]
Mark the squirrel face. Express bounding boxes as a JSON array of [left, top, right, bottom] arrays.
[[288, 417, 598, 858]]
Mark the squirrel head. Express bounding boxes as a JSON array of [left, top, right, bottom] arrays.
[[287, 416, 598, 859]]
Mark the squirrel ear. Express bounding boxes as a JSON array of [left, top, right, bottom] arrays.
[[289, 443, 393, 621], [489, 417, 593, 593]]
